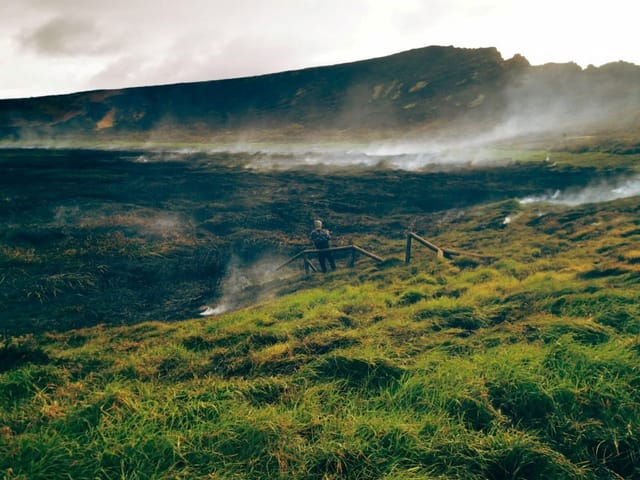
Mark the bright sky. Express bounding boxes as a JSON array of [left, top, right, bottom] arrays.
[[1, 0, 637, 100]]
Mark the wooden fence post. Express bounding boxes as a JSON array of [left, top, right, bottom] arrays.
[[405, 234, 412, 264], [349, 246, 356, 267]]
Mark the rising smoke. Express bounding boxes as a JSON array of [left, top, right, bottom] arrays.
[[200, 254, 294, 316], [520, 174, 640, 206], [52, 203, 192, 239], [195, 140, 515, 172]]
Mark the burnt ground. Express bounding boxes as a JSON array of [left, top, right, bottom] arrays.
[[0, 148, 621, 335]]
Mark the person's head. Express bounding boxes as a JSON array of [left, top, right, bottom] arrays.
[[314, 220, 322, 229]]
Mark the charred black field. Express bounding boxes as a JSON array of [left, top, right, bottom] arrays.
[[0, 146, 630, 335]]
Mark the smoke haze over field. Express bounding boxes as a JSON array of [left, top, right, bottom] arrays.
[[104, 144, 640, 212], [236, 146, 514, 172], [520, 174, 640, 206]]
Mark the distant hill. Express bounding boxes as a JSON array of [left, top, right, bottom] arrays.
[[1, 45, 640, 143]]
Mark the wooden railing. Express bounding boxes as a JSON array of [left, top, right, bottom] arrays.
[[276, 232, 494, 274], [276, 245, 384, 273], [405, 231, 494, 263]]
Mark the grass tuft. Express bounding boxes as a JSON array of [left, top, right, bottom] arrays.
[[307, 355, 404, 390]]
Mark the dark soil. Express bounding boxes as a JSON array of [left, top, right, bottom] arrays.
[[0, 148, 614, 335]]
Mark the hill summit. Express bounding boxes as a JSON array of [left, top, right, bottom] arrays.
[[2, 45, 640, 144]]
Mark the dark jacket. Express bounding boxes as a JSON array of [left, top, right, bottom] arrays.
[[310, 228, 331, 249]]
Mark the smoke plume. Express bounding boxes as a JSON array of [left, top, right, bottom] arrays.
[[200, 255, 294, 316], [520, 174, 640, 206]]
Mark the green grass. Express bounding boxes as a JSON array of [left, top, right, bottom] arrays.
[[3, 144, 640, 478], [3, 190, 640, 479]]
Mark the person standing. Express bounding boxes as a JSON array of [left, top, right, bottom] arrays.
[[309, 220, 336, 273]]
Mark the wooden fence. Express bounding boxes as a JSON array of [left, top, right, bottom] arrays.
[[276, 245, 384, 273], [276, 232, 494, 274], [404, 231, 494, 263]]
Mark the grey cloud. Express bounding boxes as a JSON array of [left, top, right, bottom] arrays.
[[6, 0, 447, 95], [88, 24, 344, 91], [89, 55, 145, 89], [89, 49, 222, 91], [210, 35, 324, 77], [18, 16, 120, 56]]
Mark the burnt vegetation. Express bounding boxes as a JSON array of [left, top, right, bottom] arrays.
[[0, 147, 620, 335]]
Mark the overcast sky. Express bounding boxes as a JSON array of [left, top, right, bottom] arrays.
[[1, 0, 637, 100]]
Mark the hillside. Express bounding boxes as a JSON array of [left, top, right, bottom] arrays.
[[1, 45, 640, 145], [2, 187, 640, 479], [2, 44, 640, 479]]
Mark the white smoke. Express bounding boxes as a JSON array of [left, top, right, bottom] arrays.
[[519, 174, 640, 206], [51, 204, 191, 239], [199, 305, 229, 316], [199, 254, 294, 316], [208, 140, 512, 172]]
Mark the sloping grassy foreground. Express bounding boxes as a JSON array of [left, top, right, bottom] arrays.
[[2, 196, 640, 479]]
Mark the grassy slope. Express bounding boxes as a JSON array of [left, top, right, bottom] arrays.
[[2, 190, 640, 479]]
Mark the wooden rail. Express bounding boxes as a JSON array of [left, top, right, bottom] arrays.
[[276, 245, 384, 273], [277, 232, 493, 275], [405, 232, 494, 263]]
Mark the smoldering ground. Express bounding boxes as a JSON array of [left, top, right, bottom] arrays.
[[1, 146, 633, 335], [199, 255, 295, 317], [520, 174, 640, 207]]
